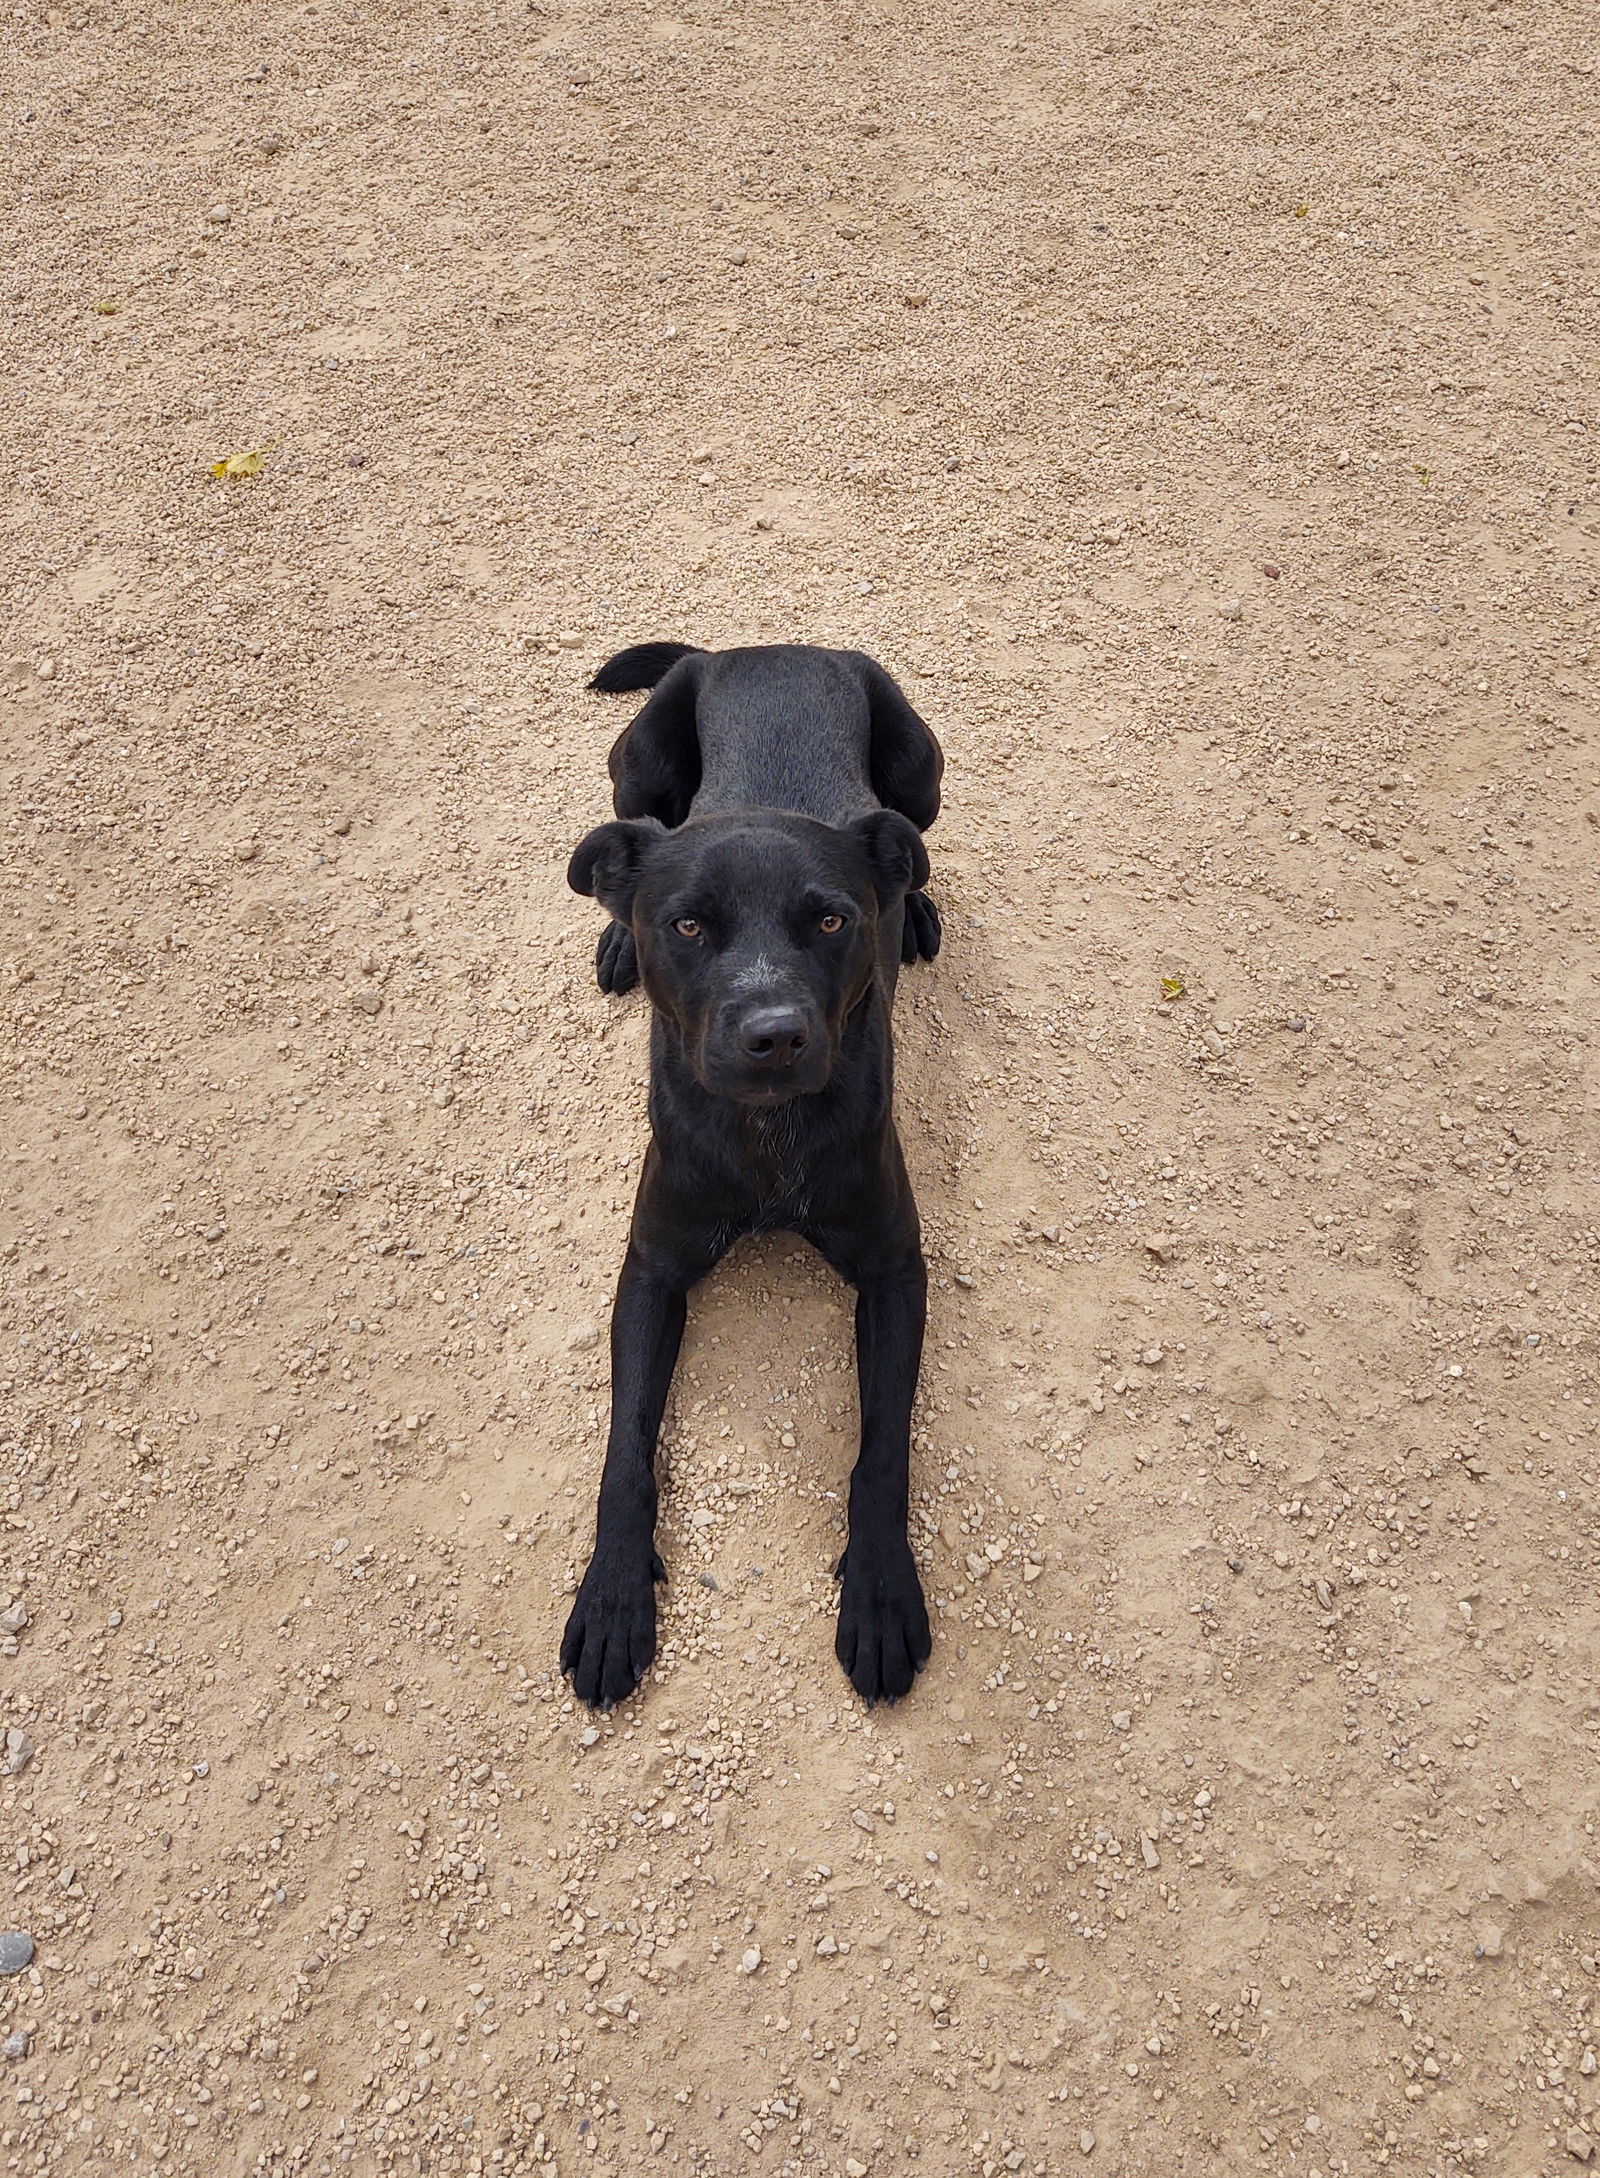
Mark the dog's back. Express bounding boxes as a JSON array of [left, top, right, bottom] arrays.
[[590, 641, 943, 835], [694, 646, 880, 825]]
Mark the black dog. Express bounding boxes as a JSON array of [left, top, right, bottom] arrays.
[[560, 642, 944, 1709]]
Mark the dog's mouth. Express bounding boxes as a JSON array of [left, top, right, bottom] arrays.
[[728, 1079, 810, 1106], [703, 1068, 819, 1107], [697, 1049, 832, 1105]]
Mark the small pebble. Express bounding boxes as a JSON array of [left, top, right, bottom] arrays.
[[739, 1947, 762, 1975], [36, 657, 56, 681], [3, 1729, 34, 1777], [578, 1726, 600, 1749], [355, 985, 383, 1016], [207, 202, 232, 223], [567, 1320, 601, 1352], [0, 1603, 28, 1635], [234, 839, 258, 862], [0, 1933, 34, 1976], [1262, 560, 1281, 578], [1477, 1923, 1504, 1959], [2, 2031, 28, 2060], [1284, 1015, 1307, 1032], [328, 814, 352, 836], [1079, 2129, 1096, 2155], [433, 1085, 454, 1108], [1218, 598, 1243, 621]]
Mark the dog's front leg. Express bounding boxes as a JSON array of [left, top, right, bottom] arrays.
[[827, 1239, 932, 1705], [561, 1241, 690, 1709]]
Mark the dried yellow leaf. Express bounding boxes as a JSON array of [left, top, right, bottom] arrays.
[[94, 299, 121, 316], [1160, 976, 1186, 1001], [210, 448, 267, 481], [1292, 202, 1310, 218]]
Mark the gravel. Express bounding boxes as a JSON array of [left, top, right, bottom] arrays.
[[2, 3, 1594, 2171]]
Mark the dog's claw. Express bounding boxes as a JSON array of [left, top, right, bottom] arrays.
[[560, 1548, 665, 1710], [902, 889, 941, 965], [834, 1537, 931, 1705], [596, 921, 640, 995]]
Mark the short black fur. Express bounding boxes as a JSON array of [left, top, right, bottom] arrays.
[[588, 643, 943, 993], [562, 642, 944, 1709]]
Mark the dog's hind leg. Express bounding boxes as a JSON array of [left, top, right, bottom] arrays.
[[901, 890, 942, 965], [603, 655, 705, 827], [855, 654, 944, 832], [596, 921, 640, 995], [589, 657, 704, 998]]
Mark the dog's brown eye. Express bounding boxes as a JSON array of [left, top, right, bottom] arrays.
[[819, 913, 845, 935], [673, 917, 701, 939]]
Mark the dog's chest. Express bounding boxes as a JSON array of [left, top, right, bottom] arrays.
[[689, 1111, 828, 1239]]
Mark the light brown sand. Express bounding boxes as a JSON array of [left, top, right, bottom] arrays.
[[3, 3, 1598, 2173]]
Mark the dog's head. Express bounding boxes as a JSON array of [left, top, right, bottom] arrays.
[[569, 809, 928, 1104]]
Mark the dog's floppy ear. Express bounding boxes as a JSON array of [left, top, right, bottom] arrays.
[[567, 817, 666, 918], [848, 809, 931, 902]]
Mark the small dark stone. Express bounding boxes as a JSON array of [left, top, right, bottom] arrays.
[[0, 1933, 34, 1976]]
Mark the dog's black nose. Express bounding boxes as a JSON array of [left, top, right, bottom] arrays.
[[738, 1007, 810, 1068]]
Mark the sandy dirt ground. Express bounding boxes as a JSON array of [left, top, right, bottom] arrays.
[[3, 2, 1599, 2174]]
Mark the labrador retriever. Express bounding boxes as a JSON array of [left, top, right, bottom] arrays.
[[561, 641, 943, 1709]]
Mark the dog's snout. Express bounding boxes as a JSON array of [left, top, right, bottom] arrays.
[[737, 1006, 811, 1069]]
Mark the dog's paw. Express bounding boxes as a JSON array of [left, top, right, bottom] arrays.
[[560, 1547, 665, 1710], [596, 921, 640, 995], [834, 1536, 931, 1705], [902, 889, 942, 965]]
